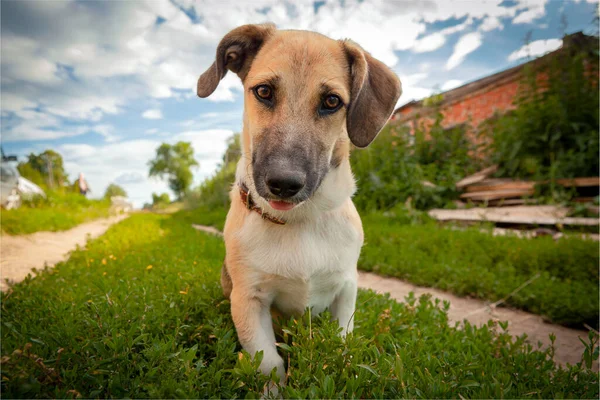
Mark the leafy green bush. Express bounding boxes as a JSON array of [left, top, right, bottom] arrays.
[[489, 37, 599, 186], [359, 211, 599, 327], [1, 214, 597, 398], [1, 190, 111, 235], [104, 183, 127, 199], [185, 134, 240, 211], [351, 117, 481, 211], [151, 192, 171, 209]]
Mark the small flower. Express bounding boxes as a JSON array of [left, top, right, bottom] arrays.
[[101, 258, 107, 265], [103, 272, 107, 276], [146, 265, 153, 270]]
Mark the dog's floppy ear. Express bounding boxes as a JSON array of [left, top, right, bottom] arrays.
[[341, 40, 402, 148], [197, 23, 276, 98]]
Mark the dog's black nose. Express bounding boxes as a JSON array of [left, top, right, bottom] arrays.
[[266, 172, 305, 198]]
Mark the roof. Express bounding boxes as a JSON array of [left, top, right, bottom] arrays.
[[393, 31, 596, 116]]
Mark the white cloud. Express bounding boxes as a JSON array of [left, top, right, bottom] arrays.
[[441, 79, 463, 91], [513, 0, 549, 24], [507, 38, 562, 61], [58, 129, 234, 208], [142, 109, 163, 119], [394, 72, 433, 107], [446, 32, 483, 70], [479, 16, 503, 32], [1, 0, 546, 143], [412, 33, 446, 53]]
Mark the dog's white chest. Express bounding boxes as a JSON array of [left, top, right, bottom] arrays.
[[271, 271, 349, 316], [237, 210, 362, 281]]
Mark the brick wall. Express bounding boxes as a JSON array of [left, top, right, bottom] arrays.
[[393, 73, 523, 132]]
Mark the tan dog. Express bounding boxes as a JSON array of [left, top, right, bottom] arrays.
[[197, 23, 401, 388]]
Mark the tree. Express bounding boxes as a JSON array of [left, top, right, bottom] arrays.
[[148, 142, 198, 200], [17, 150, 69, 188], [152, 192, 170, 206], [104, 183, 127, 199]]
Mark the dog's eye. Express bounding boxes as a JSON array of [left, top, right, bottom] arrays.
[[320, 95, 343, 115], [323, 95, 341, 109], [254, 85, 273, 101]]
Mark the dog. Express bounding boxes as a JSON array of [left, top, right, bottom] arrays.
[[196, 23, 401, 389]]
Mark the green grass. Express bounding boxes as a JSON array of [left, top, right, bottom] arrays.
[[174, 204, 599, 328], [1, 191, 111, 235], [173, 205, 228, 231], [360, 211, 599, 328], [2, 213, 597, 398]]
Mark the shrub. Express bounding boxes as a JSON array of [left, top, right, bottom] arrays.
[[151, 192, 171, 208], [185, 134, 240, 210], [489, 36, 599, 187], [351, 114, 481, 211], [104, 183, 127, 199]]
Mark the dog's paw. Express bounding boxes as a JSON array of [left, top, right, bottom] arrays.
[[260, 355, 285, 398], [262, 380, 281, 399]]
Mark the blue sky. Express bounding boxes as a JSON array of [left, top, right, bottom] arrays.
[[1, 0, 597, 207]]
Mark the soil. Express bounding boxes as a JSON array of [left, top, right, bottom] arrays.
[[1, 215, 128, 291]]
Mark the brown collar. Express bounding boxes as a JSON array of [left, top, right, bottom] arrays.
[[239, 182, 286, 225]]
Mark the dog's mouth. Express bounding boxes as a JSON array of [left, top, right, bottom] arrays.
[[268, 199, 297, 211]]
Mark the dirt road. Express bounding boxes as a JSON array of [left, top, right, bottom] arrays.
[[1, 215, 128, 291]]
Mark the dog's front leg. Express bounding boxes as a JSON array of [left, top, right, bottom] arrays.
[[329, 276, 358, 337], [230, 288, 285, 386]]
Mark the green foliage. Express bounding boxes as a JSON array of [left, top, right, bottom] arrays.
[[359, 210, 599, 327], [351, 118, 480, 211], [1, 214, 597, 398], [17, 150, 69, 187], [185, 134, 240, 210], [148, 142, 199, 200], [104, 183, 127, 199], [1, 190, 110, 235], [151, 192, 170, 207], [490, 37, 599, 187]]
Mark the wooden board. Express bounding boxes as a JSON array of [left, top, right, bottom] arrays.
[[487, 198, 536, 207], [465, 181, 536, 193], [455, 165, 498, 189], [428, 206, 599, 226], [460, 188, 535, 201], [556, 177, 600, 187]]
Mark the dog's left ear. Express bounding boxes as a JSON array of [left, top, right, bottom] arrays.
[[341, 40, 402, 148], [197, 23, 276, 98]]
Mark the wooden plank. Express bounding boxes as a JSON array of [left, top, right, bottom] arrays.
[[465, 181, 535, 193], [556, 177, 600, 187], [573, 197, 597, 203], [428, 207, 599, 226], [487, 198, 532, 207], [455, 165, 498, 189], [460, 188, 535, 201]]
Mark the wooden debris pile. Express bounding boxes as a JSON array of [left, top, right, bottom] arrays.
[[455, 165, 599, 207]]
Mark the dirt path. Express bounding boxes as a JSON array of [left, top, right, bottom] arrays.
[[192, 224, 596, 369], [359, 271, 595, 368], [1, 215, 128, 291]]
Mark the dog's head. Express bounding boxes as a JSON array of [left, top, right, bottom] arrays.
[[197, 24, 401, 210]]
